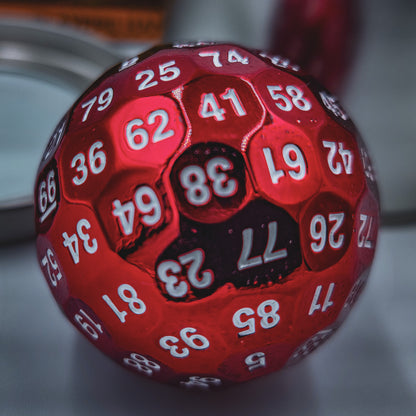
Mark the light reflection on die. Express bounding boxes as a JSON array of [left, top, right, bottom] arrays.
[[34, 43, 379, 389]]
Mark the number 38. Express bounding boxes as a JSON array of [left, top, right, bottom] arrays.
[[179, 156, 238, 206]]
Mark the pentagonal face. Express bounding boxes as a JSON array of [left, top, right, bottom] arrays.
[[300, 192, 353, 271], [252, 68, 326, 127], [34, 42, 380, 387], [58, 123, 116, 204], [247, 122, 322, 206], [95, 167, 172, 255], [109, 95, 186, 168], [181, 75, 265, 146], [169, 142, 251, 224], [316, 121, 365, 199], [63, 297, 116, 357]]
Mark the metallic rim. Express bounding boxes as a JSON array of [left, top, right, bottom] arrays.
[[0, 18, 123, 243]]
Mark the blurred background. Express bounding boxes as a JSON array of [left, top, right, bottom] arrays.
[[1, 0, 416, 415]]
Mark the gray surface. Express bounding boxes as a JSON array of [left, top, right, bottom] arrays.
[[1, 226, 416, 415]]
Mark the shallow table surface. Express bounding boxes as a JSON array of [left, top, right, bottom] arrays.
[[1, 224, 416, 416]]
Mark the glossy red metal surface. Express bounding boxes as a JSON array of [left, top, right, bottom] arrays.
[[35, 43, 379, 389]]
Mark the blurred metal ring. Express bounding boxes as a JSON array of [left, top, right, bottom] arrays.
[[0, 18, 123, 244]]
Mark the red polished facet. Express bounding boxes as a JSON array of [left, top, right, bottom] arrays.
[[35, 43, 379, 389]]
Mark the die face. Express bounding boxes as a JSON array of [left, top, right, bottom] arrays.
[[34, 43, 379, 387], [181, 75, 266, 146], [169, 142, 253, 223], [247, 122, 322, 206]]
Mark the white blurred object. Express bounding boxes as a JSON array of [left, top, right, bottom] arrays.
[[0, 18, 124, 243]]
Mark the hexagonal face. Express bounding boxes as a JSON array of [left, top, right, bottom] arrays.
[[34, 43, 379, 389]]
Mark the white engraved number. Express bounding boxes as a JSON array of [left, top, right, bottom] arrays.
[[74, 309, 103, 340], [180, 376, 222, 390], [245, 352, 266, 371], [267, 85, 312, 112], [102, 283, 146, 323], [180, 156, 238, 206], [199, 88, 247, 121], [238, 221, 288, 271], [126, 109, 174, 151], [309, 283, 335, 315], [71, 141, 106, 186], [319, 91, 349, 120], [263, 144, 307, 185], [157, 260, 186, 298], [180, 165, 211, 206], [198, 49, 249, 67], [62, 218, 98, 264], [41, 248, 62, 287], [358, 214, 374, 249], [310, 213, 345, 253], [119, 56, 139, 72], [123, 353, 160, 376], [157, 249, 214, 298], [81, 88, 113, 122], [160, 327, 210, 358], [112, 185, 162, 236], [232, 300, 280, 337], [136, 61, 180, 90], [38, 169, 57, 223], [322, 141, 353, 175]]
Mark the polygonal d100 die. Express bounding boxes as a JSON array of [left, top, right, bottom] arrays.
[[35, 43, 379, 389]]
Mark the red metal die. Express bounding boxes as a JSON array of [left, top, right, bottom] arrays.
[[35, 43, 379, 388]]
